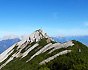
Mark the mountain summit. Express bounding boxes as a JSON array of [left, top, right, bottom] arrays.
[[0, 29, 88, 70], [0, 29, 54, 68]]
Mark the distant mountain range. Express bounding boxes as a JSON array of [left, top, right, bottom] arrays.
[[0, 38, 21, 54], [52, 35, 88, 47], [0, 34, 28, 54]]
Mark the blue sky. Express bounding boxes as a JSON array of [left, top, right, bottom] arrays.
[[0, 0, 88, 37]]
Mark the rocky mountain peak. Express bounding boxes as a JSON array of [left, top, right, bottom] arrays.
[[25, 29, 53, 44]]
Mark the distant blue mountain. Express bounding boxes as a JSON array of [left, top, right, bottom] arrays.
[[0, 38, 21, 54], [52, 36, 88, 47]]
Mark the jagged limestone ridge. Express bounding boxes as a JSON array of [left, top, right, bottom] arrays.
[[0, 29, 54, 69]]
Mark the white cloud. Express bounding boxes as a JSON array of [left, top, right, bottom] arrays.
[[0, 34, 28, 41]]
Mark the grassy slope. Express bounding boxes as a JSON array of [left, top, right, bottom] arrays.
[[1, 40, 88, 70], [41, 40, 88, 70]]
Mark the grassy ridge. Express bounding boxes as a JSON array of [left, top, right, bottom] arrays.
[[1, 40, 88, 70], [40, 40, 88, 70]]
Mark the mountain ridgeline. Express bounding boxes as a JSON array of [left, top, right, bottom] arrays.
[[0, 29, 88, 70]]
